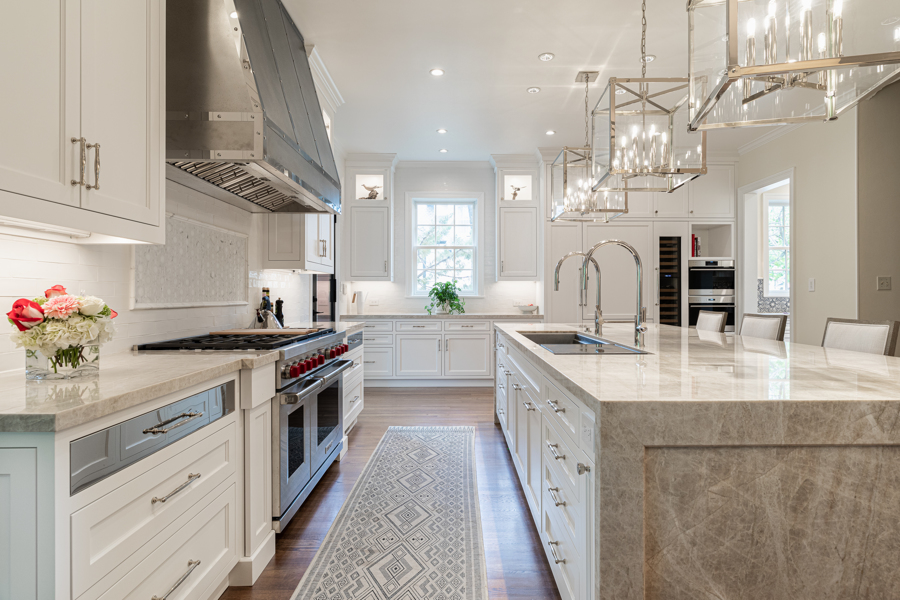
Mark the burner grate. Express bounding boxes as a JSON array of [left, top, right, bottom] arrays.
[[137, 328, 334, 351]]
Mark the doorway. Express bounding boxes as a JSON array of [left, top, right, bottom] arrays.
[[738, 170, 794, 341]]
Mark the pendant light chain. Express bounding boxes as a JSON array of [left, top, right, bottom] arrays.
[[641, 0, 647, 78]]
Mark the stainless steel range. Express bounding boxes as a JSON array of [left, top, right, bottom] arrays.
[[137, 327, 354, 532]]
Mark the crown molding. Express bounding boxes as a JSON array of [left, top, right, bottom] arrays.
[[305, 45, 345, 115], [489, 154, 539, 169], [737, 122, 808, 156], [345, 153, 398, 169], [397, 160, 493, 169]]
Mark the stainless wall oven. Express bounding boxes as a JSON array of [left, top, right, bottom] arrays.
[[688, 259, 735, 296], [689, 297, 736, 332]]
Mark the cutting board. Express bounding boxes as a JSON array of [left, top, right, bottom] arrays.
[[210, 328, 321, 335]]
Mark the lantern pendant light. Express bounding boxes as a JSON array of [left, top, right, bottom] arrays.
[[591, 0, 708, 194], [550, 72, 629, 222], [687, 0, 900, 130]]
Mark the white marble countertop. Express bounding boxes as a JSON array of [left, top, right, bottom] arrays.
[[0, 350, 281, 433], [345, 313, 543, 320], [495, 322, 900, 407]]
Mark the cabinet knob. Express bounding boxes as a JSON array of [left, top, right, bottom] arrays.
[[690, 210, 694, 214], [655, 210, 658, 214]]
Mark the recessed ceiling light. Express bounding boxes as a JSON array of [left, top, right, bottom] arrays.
[[538, 53, 555, 62], [615, 88, 626, 95], [546, 130, 556, 135], [527, 87, 541, 94], [439, 149, 448, 153], [437, 129, 447, 134], [430, 68, 445, 76], [230, 11, 238, 18], [642, 55, 656, 63]]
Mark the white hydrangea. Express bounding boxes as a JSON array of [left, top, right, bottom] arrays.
[[10, 314, 116, 356]]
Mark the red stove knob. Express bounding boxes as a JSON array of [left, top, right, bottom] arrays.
[[329, 348, 337, 359], [289, 365, 299, 378], [318, 354, 325, 365], [337, 345, 344, 355], [343, 343, 349, 352], [299, 361, 307, 374], [305, 358, 314, 370]]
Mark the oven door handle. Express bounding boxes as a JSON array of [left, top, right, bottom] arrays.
[[279, 378, 324, 405], [317, 359, 353, 387]]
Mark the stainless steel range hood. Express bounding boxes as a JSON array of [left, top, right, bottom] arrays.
[[166, 0, 340, 214]]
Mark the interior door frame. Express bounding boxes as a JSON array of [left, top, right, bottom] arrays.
[[737, 167, 795, 341]]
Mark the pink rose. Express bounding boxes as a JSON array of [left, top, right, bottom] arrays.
[[7, 299, 44, 331], [45, 285, 67, 299], [43, 294, 81, 319]]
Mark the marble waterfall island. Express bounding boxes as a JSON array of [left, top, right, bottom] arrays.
[[494, 321, 900, 600]]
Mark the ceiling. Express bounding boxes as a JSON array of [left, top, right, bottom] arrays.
[[286, 0, 767, 162]]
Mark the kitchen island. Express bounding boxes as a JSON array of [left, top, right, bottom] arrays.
[[494, 321, 900, 600]]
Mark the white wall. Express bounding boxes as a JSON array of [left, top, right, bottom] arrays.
[[345, 162, 539, 314], [737, 111, 858, 346], [0, 181, 312, 373]]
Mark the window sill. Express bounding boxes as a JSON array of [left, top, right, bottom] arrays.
[[406, 295, 485, 300]]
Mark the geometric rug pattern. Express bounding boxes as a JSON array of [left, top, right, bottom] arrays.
[[291, 426, 488, 600]]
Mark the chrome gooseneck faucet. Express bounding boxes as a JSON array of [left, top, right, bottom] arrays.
[[582, 239, 647, 346], [554, 252, 602, 334]]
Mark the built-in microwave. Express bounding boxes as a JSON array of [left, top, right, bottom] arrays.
[[688, 259, 735, 296]]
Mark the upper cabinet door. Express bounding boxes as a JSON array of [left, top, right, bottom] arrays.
[[318, 214, 334, 268], [350, 206, 390, 278], [305, 215, 323, 267], [268, 214, 303, 262], [0, 1, 80, 207], [654, 185, 690, 218], [689, 165, 735, 219], [80, 0, 163, 226], [499, 207, 538, 279]]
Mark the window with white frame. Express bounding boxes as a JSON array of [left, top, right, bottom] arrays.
[[412, 199, 478, 295], [765, 198, 790, 296]]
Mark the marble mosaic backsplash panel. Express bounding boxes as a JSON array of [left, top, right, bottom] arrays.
[[757, 278, 790, 313]]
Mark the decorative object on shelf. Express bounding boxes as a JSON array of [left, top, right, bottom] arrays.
[[360, 184, 382, 200], [510, 184, 525, 200], [7, 285, 118, 380], [592, 0, 706, 194], [515, 304, 539, 314], [687, 0, 900, 130], [425, 281, 466, 315], [551, 72, 629, 222], [275, 297, 284, 326]]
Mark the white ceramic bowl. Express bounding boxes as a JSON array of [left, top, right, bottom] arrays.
[[515, 305, 538, 314]]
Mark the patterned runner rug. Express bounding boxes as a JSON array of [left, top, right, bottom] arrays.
[[292, 426, 488, 600]]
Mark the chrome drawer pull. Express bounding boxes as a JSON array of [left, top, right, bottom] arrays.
[[522, 401, 536, 411], [547, 541, 566, 564], [71, 137, 86, 186], [462, 325, 474, 328], [498, 383, 505, 389], [577, 463, 591, 475], [365, 325, 375, 328], [143, 411, 203, 435], [547, 486, 566, 506], [86, 142, 100, 190], [151, 473, 201, 504], [512, 383, 522, 391], [546, 399, 566, 413], [349, 396, 360, 404], [546, 441, 566, 461], [503, 370, 511, 376], [364, 360, 376, 364], [413, 325, 425, 328], [152, 559, 201, 600]]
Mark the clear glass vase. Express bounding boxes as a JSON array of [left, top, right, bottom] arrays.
[[25, 343, 101, 380]]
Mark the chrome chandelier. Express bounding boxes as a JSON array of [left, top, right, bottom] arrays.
[[592, 0, 708, 193], [688, 0, 900, 130], [550, 72, 629, 222]]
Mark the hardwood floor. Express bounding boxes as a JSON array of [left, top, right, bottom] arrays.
[[221, 387, 562, 600]]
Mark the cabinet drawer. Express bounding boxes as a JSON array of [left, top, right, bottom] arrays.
[[71, 422, 237, 599], [361, 321, 393, 332], [444, 320, 490, 331], [495, 332, 509, 355], [543, 378, 581, 448], [343, 353, 365, 382], [363, 347, 393, 378], [542, 459, 583, 550], [542, 503, 583, 600], [362, 333, 393, 346], [395, 320, 442, 332], [543, 416, 579, 496], [343, 377, 363, 421], [97, 483, 237, 600]]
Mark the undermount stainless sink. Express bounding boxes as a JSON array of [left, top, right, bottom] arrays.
[[517, 331, 650, 355]]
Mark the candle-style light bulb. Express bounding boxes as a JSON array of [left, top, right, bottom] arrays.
[[817, 32, 826, 54], [764, 2, 778, 74], [832, 0, 843, 57], [747, 17, 756, 37], [800, 0, 813, 61], [833, 0, 842, 16], [745, 19, 757, 99]]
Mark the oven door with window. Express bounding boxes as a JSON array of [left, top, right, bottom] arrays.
[[689, 298, 736, 332], [312, 370, 343, 470], [688, 266, 735, 296], [277, 387, 313, 519]]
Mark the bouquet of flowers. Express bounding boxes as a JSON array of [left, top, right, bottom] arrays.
[[7, 285, 118, 379]]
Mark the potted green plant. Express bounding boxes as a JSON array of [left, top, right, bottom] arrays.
[[425, 281, 466, 315]]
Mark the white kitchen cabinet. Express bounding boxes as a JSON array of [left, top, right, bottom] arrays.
[[244, 402, 272, 561], [264, 213, 334, 273], [514, 382, 541, 519], [395, 334, 443, 378], [583, 222, 653, 322], [0, 448, 38, 599], [654, 184, 690, 218], [620, 192, 654, 219], [443, 334, 492, 377], [689, 164, 735, 218], [363, 347, 394, 378], [548, 221, 584, 325], [349, 206, 390, 278], [0, 0, 165, 243], [499, 207, 538, 279]]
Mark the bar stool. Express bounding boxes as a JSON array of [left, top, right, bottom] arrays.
[[821, 318, 900, 356], [738, 313, 787, 341], [695, 310, 727, 333]]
